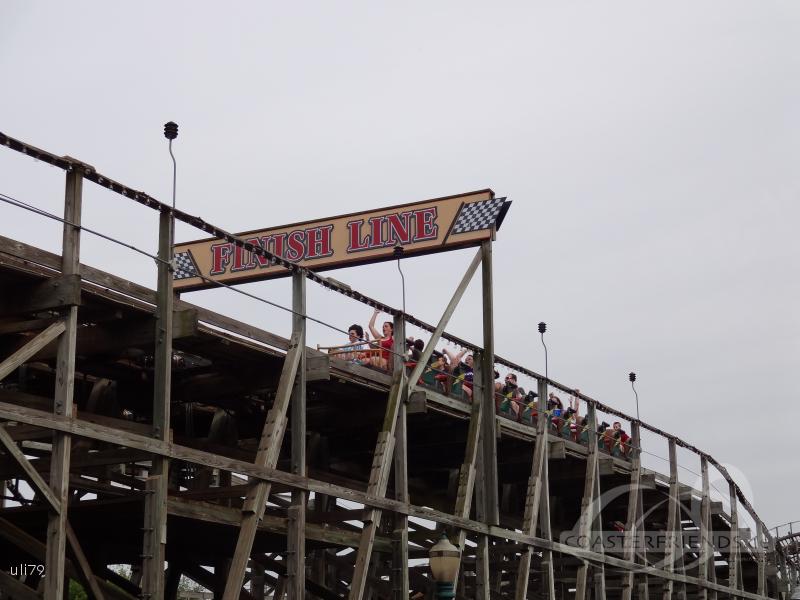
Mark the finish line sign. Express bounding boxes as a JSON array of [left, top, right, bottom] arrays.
[[172, 190, 510, 291]]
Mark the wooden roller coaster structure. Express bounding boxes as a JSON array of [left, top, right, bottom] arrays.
[[0, 131, 796, 600]]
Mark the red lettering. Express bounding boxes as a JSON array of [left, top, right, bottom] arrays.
[[272, 233, 287, 258], [232, 243, 251, 272], [368, 216, 386, 249], [248, 236, 271, 268], [414, 207, 438, 241], [285, 230, 305, 261], [306, 225, 333, 259], [347, 219, 371, 252], [386, 211, 413, 245], [210, 243, 233, 276]]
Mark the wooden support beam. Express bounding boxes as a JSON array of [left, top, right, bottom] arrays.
[[287, 272, 307, 600], [44, 167, 82, 600], [453, 350, 483, 551], [575, 403, 600, 600], [222, 329, 303, 600], [0, 273, 81, 317], [0, 316, 61, 335], [479, 240, 499, 525], [0, 424, 61, 512], [662, 439, 680, 600], [141, 209, 174, 600], [391, 315, 409, 600], [699, 456, 719, 600], [348, 361, 406, 600], [622, 422, 643, 600], [538, 381, 556, 600], [474, 432, 491, 600], [636, 451, 652, 600], [729, 481, 742, 594], [515, 377, 550, 600], [0, 320, 65, 382], [167, 497, 393, 551], [757, 521, 766, 597], [592, 433, 607, 600]]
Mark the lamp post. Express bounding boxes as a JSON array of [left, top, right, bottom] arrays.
[[429, 533, 461, 599], [538, 321, 548, 391], [629, 372, 639, 422]]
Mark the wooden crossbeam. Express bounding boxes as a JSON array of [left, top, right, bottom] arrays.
[[0, 316, 60, 336], [0, 320, 65, 382], [0, 273, 81, 317], [221, 330, 303, 600]]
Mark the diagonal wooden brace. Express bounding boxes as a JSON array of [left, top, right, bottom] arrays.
[[406, 248, 482, 389], [222, 333, 303, 600], [0, 320, 65, 382], [0, 424, 61, 513], [348, 370, 405, 600]]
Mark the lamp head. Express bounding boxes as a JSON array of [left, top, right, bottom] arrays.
[[164, 121, 179, 140], [629, 372, 636, 383], [429, 533, 461, 583], [538, 322, 546, 334], [393, 244, 404, 258]]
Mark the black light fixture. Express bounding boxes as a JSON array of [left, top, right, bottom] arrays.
[[629, 372, 639, 422], [163, 121, 178, 209], [538, 322, 548, 383]]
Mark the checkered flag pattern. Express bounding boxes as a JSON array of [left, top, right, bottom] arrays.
[[173, 251, 199, 280], [451, 197, 506, 234]]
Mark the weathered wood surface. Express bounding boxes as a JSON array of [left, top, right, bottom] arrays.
[[514, 377, 550, 600], [287, 272, 307, 600], [0, 273, 81, 317], [222, 331, 303, 600], [44, 168, 82, 600], [0, 320, 65, 382], [0, 397, 777, 600]]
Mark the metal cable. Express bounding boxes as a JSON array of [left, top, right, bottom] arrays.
[[0, 192, 169, 266]]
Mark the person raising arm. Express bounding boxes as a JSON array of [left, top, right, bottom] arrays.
[[368, 308, 394, 370]]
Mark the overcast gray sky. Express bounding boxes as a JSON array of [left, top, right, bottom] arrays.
[[1, 1, 798, 530]]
